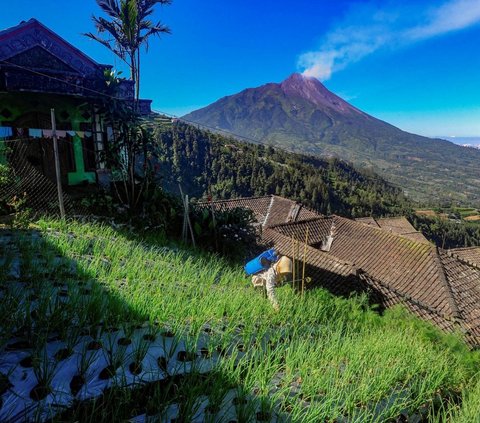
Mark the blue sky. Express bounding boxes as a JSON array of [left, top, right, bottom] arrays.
[[1, 0, 480, 137]]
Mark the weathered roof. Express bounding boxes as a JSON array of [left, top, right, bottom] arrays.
[[355, 216, 429, 244], [439, 250, 480, 342], [354, 217, 380, 228], [0, 18, 103, 74], [200, 195, 322, 227], [271, 216, 463, 320], [261, 228, 359, 296], [267, 217, 333, 247], [449, 247, 480, 269]]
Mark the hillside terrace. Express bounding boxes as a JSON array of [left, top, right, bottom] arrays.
[[202, 195, 480, 347]]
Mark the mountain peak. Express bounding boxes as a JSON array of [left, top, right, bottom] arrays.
[[280, 73, 359, 115]]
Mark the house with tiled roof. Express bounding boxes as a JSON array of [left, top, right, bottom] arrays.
[[206, 195, 480, 346], [0, 18, 152, 186], [269, 216, 480, 345], [200, 195, 321, 228]]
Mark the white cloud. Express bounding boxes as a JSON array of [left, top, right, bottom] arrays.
[[407, 0, 480, 39], [299, 0, 480, 80]]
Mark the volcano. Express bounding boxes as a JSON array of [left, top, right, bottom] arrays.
[[183, 73, 480, 205]]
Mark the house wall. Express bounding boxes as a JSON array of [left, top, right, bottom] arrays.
[[0, 92, 98, 185]]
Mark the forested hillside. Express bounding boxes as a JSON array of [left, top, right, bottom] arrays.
[[153, 120, 410, 218]]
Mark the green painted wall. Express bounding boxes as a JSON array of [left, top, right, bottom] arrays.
[[0, 92, 96, 185]]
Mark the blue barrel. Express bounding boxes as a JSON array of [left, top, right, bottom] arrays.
[[244, 249, 278, 275]]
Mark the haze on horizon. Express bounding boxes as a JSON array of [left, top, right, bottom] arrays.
[[1, 0, 479, 138]]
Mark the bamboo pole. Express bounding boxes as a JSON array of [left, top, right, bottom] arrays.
[[296, 238, 300, 292], [302, 227, 309, 297], [292, 234, 296, 291], [180, 187, 187, 243], [185, 195, 196, 249], [209, 193, 218, 251]]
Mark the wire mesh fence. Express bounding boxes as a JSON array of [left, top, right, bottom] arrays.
[[0, 137, 86, 218]]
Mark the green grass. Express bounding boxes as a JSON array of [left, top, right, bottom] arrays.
[[1, 218, 480, 422]]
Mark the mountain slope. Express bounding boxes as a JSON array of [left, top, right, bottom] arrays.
[[184, 73, 480, 206], [152, 119, 410, 217]]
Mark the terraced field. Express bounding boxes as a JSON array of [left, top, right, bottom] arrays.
[[0, 219, 479, 422]]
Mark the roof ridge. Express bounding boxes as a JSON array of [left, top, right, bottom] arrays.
[[271, 195, 321, 216], [333, 215, 429, 247], [450, 246, 480, 252], [263, 227, 356, 268], [263, 196, 275, 227], [197, 195, 273, 205], [0, 18, 102, 67], [445, 249, 480, 270], [268, 216, 330, 229], [431, 246, 462, 320]]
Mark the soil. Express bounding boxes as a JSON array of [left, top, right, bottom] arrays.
[[87, 340, 103, 350], [200, 347, 211, 358], [157, 356, 168, 371], [256, 411, 271, 422], [0, 373, 13, 395], [232, 397, 248, 406], [6, 340, 31, 351], [215, 346, 227, 357], [237, 344, 245, 352], [281, 404, 293, 413], [70, 374, 86, 396], [143, 334, 156, 342], [20, 356, 34, 368], [55, 348, 73, 361], [177, 351, 197, 362], [129, 362, 143, 375], [206, 405, 220, 415], [99, 365, 117, 380], [161, 330, 175, 338], [117, 337, 132, 346], [30, 384, 52, 401]]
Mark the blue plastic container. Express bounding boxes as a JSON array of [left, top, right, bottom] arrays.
[[244, 249, 278, 275]]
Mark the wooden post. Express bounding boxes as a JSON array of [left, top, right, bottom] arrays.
[[302, 227, 309, 297], [296, 238, 300, 292], [209, 193, 218, 251], [292, 235, 296, 291], [185, 195, 196, 249], [179, 184, 187, 243], [178, 184, 196, 248], [50, 109, 65, 219]]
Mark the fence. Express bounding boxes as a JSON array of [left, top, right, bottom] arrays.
[[0, 137, 84, 218]]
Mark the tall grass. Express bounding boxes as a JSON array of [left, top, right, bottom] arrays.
[[1, 218, 479, 422]]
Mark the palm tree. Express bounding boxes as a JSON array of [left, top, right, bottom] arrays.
[[85, 0, 171, 103]]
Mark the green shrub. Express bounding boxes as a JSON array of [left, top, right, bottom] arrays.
[[190, 205, 258, 258]]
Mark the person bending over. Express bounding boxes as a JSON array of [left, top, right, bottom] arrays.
[[251, 256, 292, 310]]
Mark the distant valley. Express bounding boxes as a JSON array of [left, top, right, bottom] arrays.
[[438, 136, 480, 149]]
